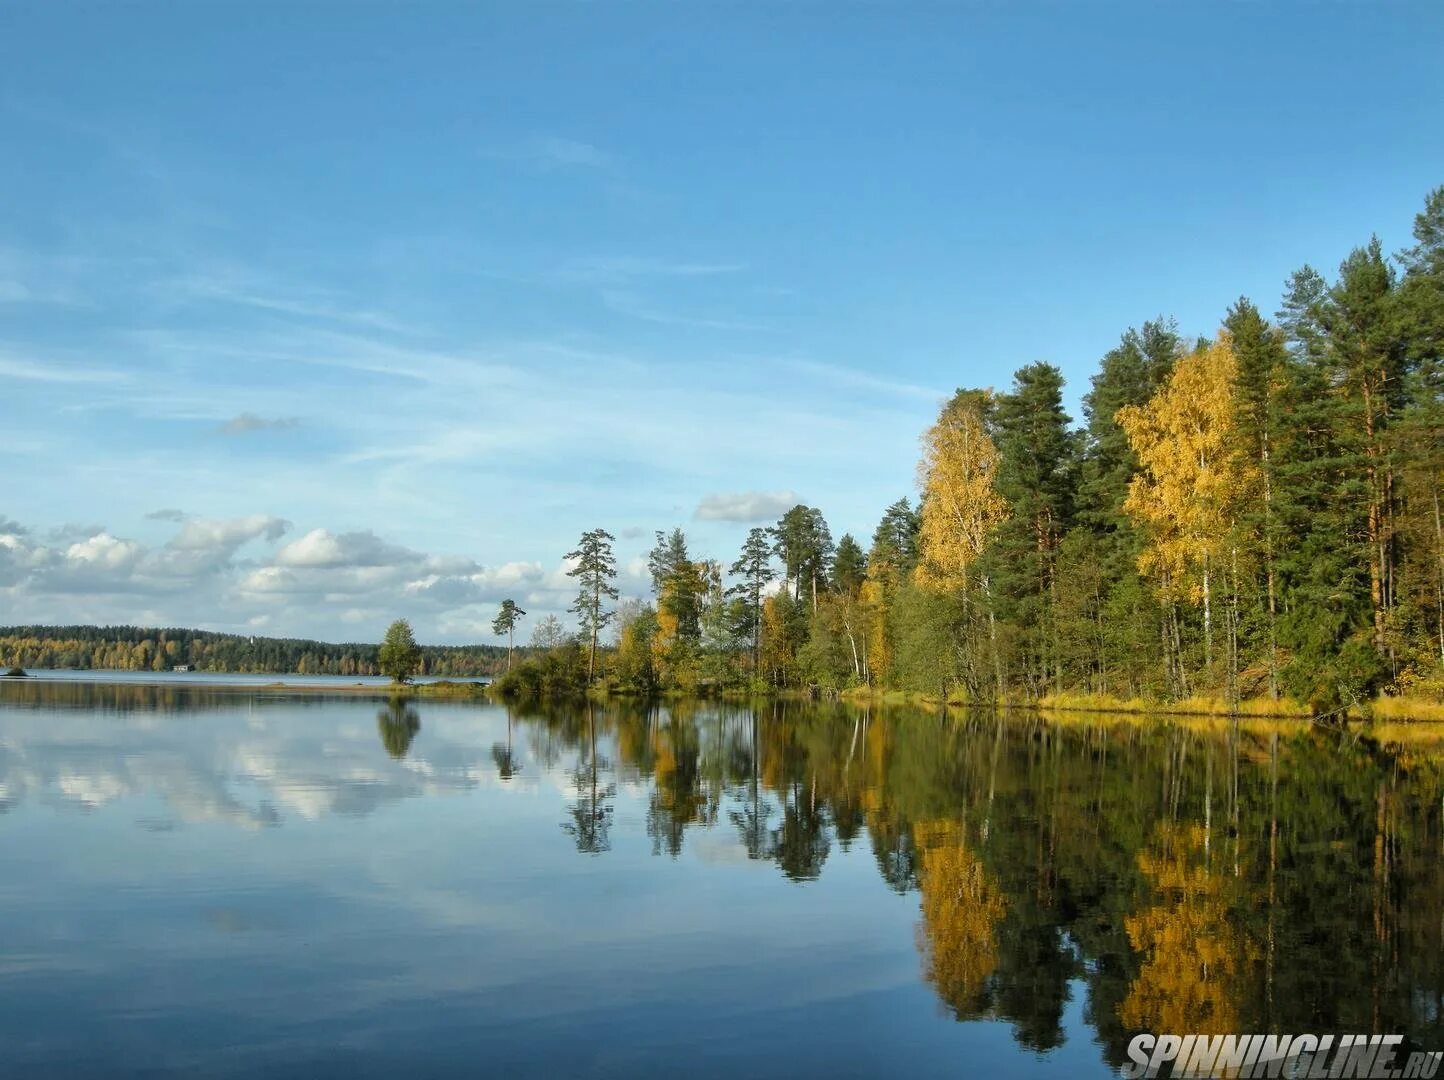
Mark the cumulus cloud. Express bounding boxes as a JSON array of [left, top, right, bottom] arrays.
[[219, 412, 300, 435], [0, 512, 635, 643], [66, 532, 144, 571], [274, 528, 416, 569], [0, 702, 507, 826], [171, 515, 289, 551], [160, 515, 291, 577], [694, 490, 800, 523]]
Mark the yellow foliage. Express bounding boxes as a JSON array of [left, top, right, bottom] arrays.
[[915, 393, 1008, 593], [758, 594, 793, 680], [1117, 333, 1259, 602], [1120, 822, 1256, 1035], [1369, 696, 1444, 723], [653, 605, 680, 659], [914, 819, 1007, 1015], [859, 576, 891, 684]]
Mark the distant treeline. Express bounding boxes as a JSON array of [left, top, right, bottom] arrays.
[[0, 625, 514, 677]]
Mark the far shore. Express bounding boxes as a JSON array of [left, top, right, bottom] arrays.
[[0, 673, 493, 698]]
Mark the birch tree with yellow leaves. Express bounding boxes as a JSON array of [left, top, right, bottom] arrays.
[[915, 390, 1011, 695], [1117, 333, 1260, 694]]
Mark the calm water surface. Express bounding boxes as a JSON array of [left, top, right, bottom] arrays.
[[2, 681, 1442, 1077], [13, 668, 487, 687]]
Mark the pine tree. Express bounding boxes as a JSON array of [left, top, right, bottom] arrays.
[[772, 505, 834, 612], [491, 599, 526, 671], [727, 527, 775, 673], [988, 362, 1076, 695], [649, 528, 703, 642], [832, 534, 868, 596], [566, 528, 619, 684], [1225, 298, 1289, 696]]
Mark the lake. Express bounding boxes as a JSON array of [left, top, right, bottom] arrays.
[[8, 668, 488, 687], [2, 680, 1441, 1077]]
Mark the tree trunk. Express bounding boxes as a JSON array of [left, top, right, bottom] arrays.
[[752, 584, 761, 674], [1262, 429, 1279, 698], [982, 573, 1004, 703], [1202, 553, 1213, 675], [1434, 481, 1444, 663], [1228, 544, 1241, 709], [1363, 381, 1387, 654], [588, 591, 598, 683]]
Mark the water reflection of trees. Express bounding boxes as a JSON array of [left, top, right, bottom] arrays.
[[511, 700, 1444, 1068], [562, 706, 614, 854], [0, 679, 338, 716], [376, 699, 421, 760], [9, 683, 1444, 1067], [491, 708, 520, 781]]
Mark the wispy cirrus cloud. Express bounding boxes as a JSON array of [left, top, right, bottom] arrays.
[[166, 272, 425, 336], [556, 255, 746, 285], [787, 358, 946, 402], [482, 134, 615, 173], [0, 350, 127, 384], [598, 288, 765, 331], [554, 253, 758, 331]]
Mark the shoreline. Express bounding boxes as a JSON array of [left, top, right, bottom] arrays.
[[0, 674, 492, 699], [9, 674, 1444, 728]]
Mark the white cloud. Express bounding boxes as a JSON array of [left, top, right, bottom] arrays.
[[694, 490, 800, 523], [65, 532, 144, 571], [0, 514, 570, 641], [274, 528, 416, 569], [171, 515, 289, 552]]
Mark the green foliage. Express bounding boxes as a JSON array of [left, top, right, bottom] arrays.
[[377, 619, 421, 684], [832, 534, 867, 595], [727, 526, 775, 671], [376, 699, 421, 758], [649, 529, 705, 641], [490, 639, 591, 700], [870, 498, 920, 575], [567, 528, 619, 683], [614, 601, 660, 694], [772, 504, 834, 608]]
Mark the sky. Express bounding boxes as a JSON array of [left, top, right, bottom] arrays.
[[1, 2, 1442, 645]]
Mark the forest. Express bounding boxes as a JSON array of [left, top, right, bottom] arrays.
[[497, 185, 1444, 714], [0, 624, 511, 677]]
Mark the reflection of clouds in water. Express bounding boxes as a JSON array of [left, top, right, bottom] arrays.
[[0, 700, 520, 828]]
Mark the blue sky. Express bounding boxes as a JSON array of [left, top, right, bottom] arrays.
[[2, 2, 1441, 643]]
